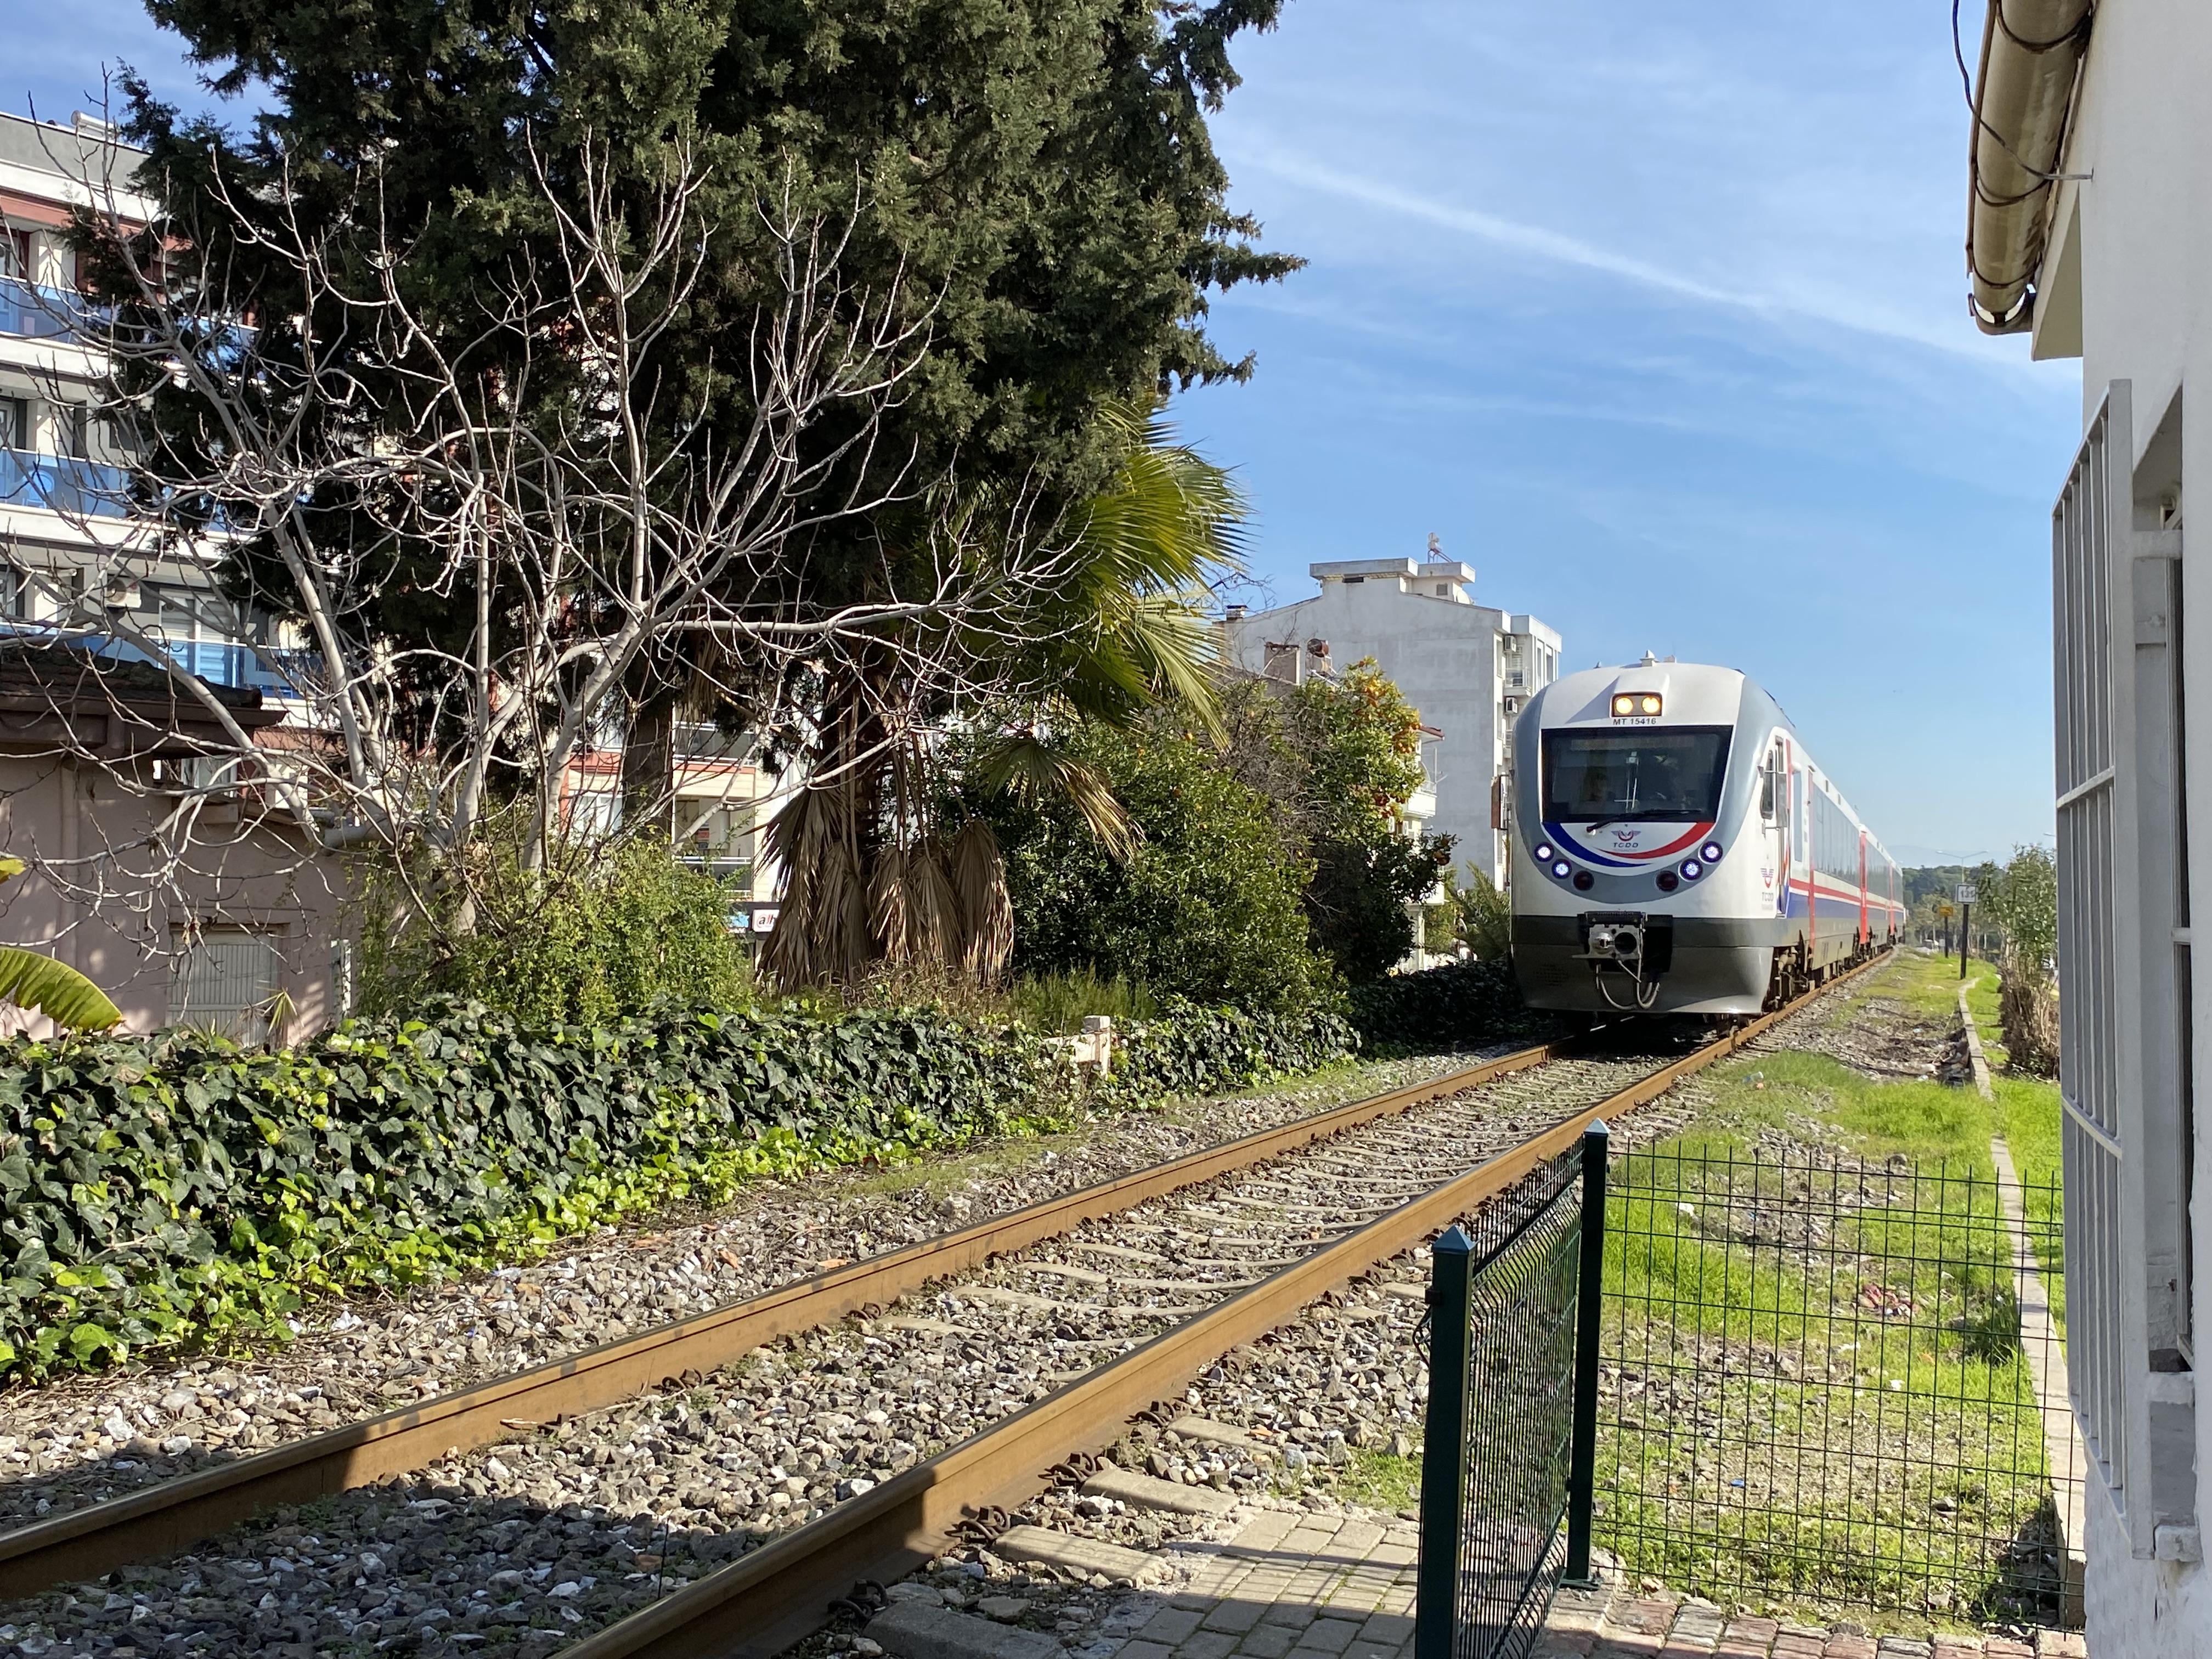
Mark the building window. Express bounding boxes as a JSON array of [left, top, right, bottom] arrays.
[[168, 928, 283, 1043], [0, 395, 26, 451], [0, 228, 27, 282]]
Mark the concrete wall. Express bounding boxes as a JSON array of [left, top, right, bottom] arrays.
[[2030, 6, 2212, 1650], [1222, 570, 1558, 887], [0, 753, 346, 1043], [2086, 1487, 2211, 1659]]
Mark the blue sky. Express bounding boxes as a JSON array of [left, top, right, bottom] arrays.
[[12, 0, 2079, 862], [1177, 0, 2084, 865]]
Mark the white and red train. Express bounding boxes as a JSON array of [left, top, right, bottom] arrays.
[[1509, 659, 1902, 1015]]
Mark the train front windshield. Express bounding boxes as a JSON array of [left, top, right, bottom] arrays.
[[1542, 727, 1731, 823]]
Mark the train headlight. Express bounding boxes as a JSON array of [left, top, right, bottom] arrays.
[[1610, 692, 1663, 718], [1534, 843, 1554, 862], [1551, 860, 1571, 879], [1680, 859, 1703, 881], [1701, 842, 1723, 863]]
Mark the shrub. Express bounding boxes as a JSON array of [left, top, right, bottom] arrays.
[[975, 716, 1333, 1011], [1103, 999, 1358, 1101], [1977, 844, 2059, 1075], [1347, 958, 1558, 1053], [1007, 968, 1161, 1036], [360, 833, 752, 1027]]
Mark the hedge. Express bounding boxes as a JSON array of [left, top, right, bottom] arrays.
[[1105, 999, 1358, 1102], [0, 959, 1545, 1383], [0, 996, 1359, 1382], [1346, 957, 1558, 1052]]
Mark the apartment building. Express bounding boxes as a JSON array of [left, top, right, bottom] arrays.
[[0, 110, 343, 1039], [1965, 3, 2209, 1651], [559, 725, 795, 940], [1221, 550, 1560, 888], [0, 109, 285, 687]]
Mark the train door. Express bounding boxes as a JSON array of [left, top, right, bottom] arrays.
[[1796, 766, 1814, 959], [1857, 831, 1870, 945], [1760, 737, 1790, 918]]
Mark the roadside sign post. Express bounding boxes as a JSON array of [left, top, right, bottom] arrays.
[[1956, 883, 1978, 979]]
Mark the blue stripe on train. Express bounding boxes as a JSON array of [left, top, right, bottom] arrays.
[[1781, 889, 1903, 921]]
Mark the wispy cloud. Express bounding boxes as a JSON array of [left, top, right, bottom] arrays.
[[1228, 140, 2021, 368]]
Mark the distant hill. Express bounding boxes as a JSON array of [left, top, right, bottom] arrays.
[[1891, 845, 2004, 870]]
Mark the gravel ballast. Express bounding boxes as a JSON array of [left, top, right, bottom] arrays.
[[0, 1048, 1507, 1536], [0, 1043, 1668, 1657]]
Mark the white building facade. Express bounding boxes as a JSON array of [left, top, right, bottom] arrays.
[[1966, 4, 2210, 1652], [1, 110, 282, 687], [1221, 556, 1560, 888]]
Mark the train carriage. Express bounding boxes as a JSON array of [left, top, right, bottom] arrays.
[[1509, 658, 1901, 1015]]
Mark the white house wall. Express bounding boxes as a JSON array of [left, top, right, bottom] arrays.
[[2031, 4, 2212, 1651], [0, 754, 346, 1042]]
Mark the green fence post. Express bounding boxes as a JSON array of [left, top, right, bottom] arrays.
[[1565, 1120, 1610, 1584], [1414, 1223, 1474, 1659]]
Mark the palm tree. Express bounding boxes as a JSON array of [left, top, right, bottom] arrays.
[[760, 402, 1244, 990]]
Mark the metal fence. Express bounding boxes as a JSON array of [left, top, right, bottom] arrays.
[[1594, 1143, 2079, 1625], [1415, 1123, 1607, 1659]]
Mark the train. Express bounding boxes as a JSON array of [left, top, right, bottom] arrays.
[[1509, 658, 1901, 1016]]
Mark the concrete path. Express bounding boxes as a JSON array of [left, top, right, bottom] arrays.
[[977, 1508, 2090, 1659]]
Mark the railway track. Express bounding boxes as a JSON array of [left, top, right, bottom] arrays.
[[0, 955, 1888, 1659]]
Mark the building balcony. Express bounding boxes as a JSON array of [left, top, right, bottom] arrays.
[[0, 278, 106, 343], [0, 449, 131, 518], [30, 632, 313, 696]]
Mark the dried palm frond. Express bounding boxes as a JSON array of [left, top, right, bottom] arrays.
[[834, 837, 873, 980], [758, 794, 816, 987], [953, 817, 1014, 980], [904, 844, 962, 970], [870, 844, 913, 963], [763, 782, 871, 987]]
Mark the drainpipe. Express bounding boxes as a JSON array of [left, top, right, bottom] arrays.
[[1966, 0, 2094, 335]]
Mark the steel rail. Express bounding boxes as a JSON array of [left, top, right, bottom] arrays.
[[0, 1035, 1577, 1596], [561, 951, 1892, 1659]]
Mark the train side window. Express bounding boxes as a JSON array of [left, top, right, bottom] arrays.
[[1760, 746, 1785, 823]]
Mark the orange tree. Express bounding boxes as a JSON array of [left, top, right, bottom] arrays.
[[1218, 661, 1453, 981]]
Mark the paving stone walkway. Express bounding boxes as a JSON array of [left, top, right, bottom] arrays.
[[1533, 1566, 2087, 1659], [1110, 1507, 1419, 1659], [1079, 1510, 2087, 1659]]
